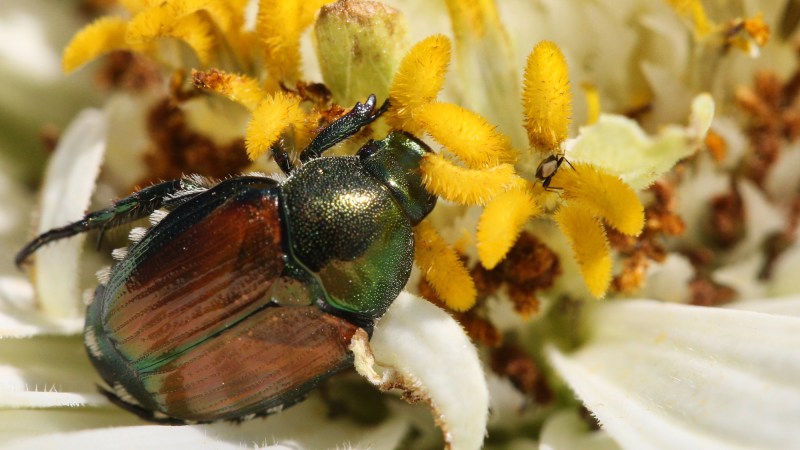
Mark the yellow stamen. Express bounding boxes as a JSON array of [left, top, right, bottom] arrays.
[[522, 41, 572, 152], [193, 69, 266, 111], [581, 82, 601, 125], [128, 0, 241, 37], [169, 13, 216, 65], [555, 162, 644, 236], [120, 0, 158, 13], [444, 0, 501, 39], [257, 0, 330, 82], [414, 220, 476, 312], [420, 154, 521, 205], [477, 186, 540, 269], [388, 35, 451, 132], [126, 1, 234, 65], [245, 92, 308, 160], [554, 201, 612, 298], [664, 0, 713, 37], [62, 17, 130, 74], [415, 102, 515, 168]]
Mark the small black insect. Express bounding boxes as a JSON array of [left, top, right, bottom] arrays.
[[534, 153, 574, 190]]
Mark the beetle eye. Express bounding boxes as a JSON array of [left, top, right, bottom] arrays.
[[357, 140, 381, 160]]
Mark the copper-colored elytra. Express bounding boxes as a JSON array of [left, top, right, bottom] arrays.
[[105, 194, 284, 364], [149, 306, 358, 421]]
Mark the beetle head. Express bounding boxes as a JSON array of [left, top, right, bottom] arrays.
[[360, 131, 437, 225]]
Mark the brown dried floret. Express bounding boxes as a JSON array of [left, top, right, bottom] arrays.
[[498, 232, 561, 318], [417, 277, 502, 347], [736, 49, 800, 187], [490, 344, 553, 405], [141, 97, 251, 184], [415, 232, 562, 346], [759, 195, 800, 279], [96, 52, 164, 92], [708, 182, 744, 249], [689, 275, 737, 306], [610, 181, 685, 293]]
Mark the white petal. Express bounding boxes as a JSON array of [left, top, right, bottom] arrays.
[[352, 292, 488, 450], [725, 295, 800, 318], [0, 396, 408, 450], [566, 94, 712, 191], [547, 300, 800, 450], [770, 242, 800, 297], [539, 410, 620, 450], [0, 277, 83, 337], [33, 109, 107, 318], [0, 335, 101, 408]]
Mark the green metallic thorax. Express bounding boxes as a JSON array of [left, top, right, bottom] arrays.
[[281, 132, 435, 319]]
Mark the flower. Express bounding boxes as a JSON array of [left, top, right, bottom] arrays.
[[3, 0, 800, 449]]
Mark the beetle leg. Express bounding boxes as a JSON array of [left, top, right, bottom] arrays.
[[271, 138, 295, 176], [15, 178, 209, 267], [300, 94, 390, 162]]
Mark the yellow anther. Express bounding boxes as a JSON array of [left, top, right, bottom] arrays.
[[387, 35, 451, 132], [420, 154, 521, 206], [522, 41, 572, 152], [193, 69, 266, 111], [414, 220, 476, 312], [554, 162, 644, 236], [554, 201, 612, 298], [477, 185, 540, 269], [415, 102, 515, 168], [245, 92, 308, 160], [62, 17, 130, 74]]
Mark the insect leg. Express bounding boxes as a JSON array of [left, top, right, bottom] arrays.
[[15, 177, 209, 267], [299, 94, 390, 162], [271, 138, 295, 176]]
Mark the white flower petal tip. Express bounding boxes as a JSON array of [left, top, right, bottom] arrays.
[[351, 292, 489, 450], [540, 410, 621, 450], [0, 277, 83, 338], [31, 108, 107, 319], [547, 300, 800, 450], [567, 94, 714, 190], [688, 93, 714, 140]]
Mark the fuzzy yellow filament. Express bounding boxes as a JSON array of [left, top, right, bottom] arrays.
[[523, 40, 572, 152], [414, 221, 476, 311]]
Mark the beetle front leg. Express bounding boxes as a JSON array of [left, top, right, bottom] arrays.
[[15, 177, 210, 267], [299, 94, 390, 162]]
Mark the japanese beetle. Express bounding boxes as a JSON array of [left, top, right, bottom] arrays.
[[16, 95, 436, 424]]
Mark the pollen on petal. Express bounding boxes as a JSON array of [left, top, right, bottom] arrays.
[[388, 35, 451, 132], [555, 162, 645, 236], [63, 17, 129, 73], [522, 40, 572, 151], [477, 186, 540, 269], [415, 102, 515, 168], [245, 92, 307, 160], [414, 220, 476, 311], [257, 0, 330, 82], [420, 154, 521, 205], [193, 69, 266, 111], [555, 202, 612, 298]]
